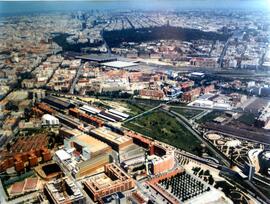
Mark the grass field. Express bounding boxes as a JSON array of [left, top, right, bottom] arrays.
[[124, 102, 155, 116], [237, 113, 256, 126], [196, 110, 223, 123], [124, 110, 202, 154], [170, 107, 203, 119]]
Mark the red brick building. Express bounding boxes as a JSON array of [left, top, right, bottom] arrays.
[[181, 87, 201, 102], [139, 89, 165, 100], [0, 134, 51, 172], [84, 163, 135, 201]]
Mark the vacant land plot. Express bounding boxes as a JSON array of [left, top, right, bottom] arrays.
[[237, 113, 256, 126], [124, 102, 155, 116], [196, 110, 223, 123], [170, 107, 203, 119]]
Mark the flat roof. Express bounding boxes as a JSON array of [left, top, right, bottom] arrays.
[[191, 72, 205, 76], [76, 54, 117, 62], [91, 127, 132, 145], [101, 61, 138, 69], [55, 149, 71, 161], [73, 134, 109, 153]]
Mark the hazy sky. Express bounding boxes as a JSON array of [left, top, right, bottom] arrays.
[[0, 0, 270, 16]]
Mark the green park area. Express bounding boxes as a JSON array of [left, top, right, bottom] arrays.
[[124, 110, 202, 155]]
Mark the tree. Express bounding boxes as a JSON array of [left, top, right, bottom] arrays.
[[204, 170, 210, 176], [209, 175, 214, 185]]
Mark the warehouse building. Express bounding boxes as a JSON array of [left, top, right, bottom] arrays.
[[64, 134, 111, 159], [90, 127, 133, 151], [55, 131, 112, 178], [69, 108, 104, 127], [43, 95, 74, 110], [76, 54, 117, 63], [80, 104, 102, 115]]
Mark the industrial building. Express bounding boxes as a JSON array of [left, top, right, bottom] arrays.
[[43, 95, 74, 110], [44, 176, 86, 204], [80, 104, 102, 115], [98, 112, 118, 122], [69, 108, 104, 127], [64, 133, 111, 159], [90, 127, 133, 151], [55, 113, 84, 130], [75, 54, 117, 63], [83, 163, 135, 201], [56, 130, 112, 178], [108, 109, 129, 120]]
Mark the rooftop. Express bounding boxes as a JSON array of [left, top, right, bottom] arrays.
[[90, 127, 132, 145], [72, 134, 109, 154], [101, 61, 138, 69]]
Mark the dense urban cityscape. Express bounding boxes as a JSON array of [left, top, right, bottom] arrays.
[[1, 1, 270, 204]]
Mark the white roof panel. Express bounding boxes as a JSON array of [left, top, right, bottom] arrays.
[[55, 149, 71, 161], [101, 61, 137, 68]]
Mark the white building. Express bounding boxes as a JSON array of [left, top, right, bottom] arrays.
[[42, 114, 60, 126]]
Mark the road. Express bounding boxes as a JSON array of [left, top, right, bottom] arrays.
[[101, 28, 111, 55], [164, 109, 231, 167], [167, 109, 270, 203], [168, 105, 244, 113], [69, 63, 84, 94]]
